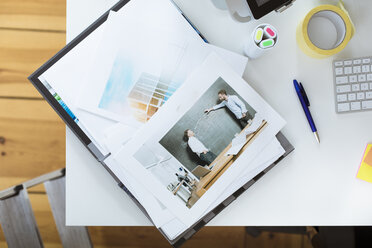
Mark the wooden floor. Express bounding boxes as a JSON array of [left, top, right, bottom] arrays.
[[0, 1, 313, 247]]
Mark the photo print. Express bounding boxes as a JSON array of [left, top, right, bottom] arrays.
[[133, 77, 266, 208]]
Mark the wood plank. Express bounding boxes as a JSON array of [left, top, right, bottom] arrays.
[[245, 231, 305, 248], [0, 30, 65, 98], [88, 226, 170, 248], [0, 0, 65, 31], [0, 117, 65, 181], [28, 193, 63, 247], [88, 226, 246, 248], [0, 30, 65, 49], [0, 83, 42, 99], [0, 99, 62, 121], [0, 99, 65, 189], [185, 227, 245, 248]]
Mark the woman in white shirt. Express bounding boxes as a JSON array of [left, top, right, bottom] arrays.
[[184, 129, 217, 166]]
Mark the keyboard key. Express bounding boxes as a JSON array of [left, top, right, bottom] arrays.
[[338, 103, 350, 112], [337, 94, 347, 102], [336, 76, 348, 84], [344, 60, 352, 66], [358, 74, 367, 82], [362, 100, 372, 109], [357, 92, 365, 100], [344, 60, 353, 65], [353, 66, 361, 73], [362, 65, 370, 73], [367, 74, 372, 81], [361, 83, 369, 91], [366, 92, 372, 99], [354, 59, 362, 65], [349, 75, 357, 83], [363, 58, 371, 64], [351, 101, 361, 110], [344, 67, 352, 74], [352, 84, 360, 91], [336, 85, 351, 93], [370, 83, 372, 90], [348, 93, 356, 101], [335, 67, 343, 75], [335, 61, 343, 66]]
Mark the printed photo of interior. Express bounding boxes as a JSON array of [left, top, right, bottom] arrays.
[[134, 77, 267, 208]]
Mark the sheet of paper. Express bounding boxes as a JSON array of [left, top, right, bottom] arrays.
[[226, 134, 247, 156], [76, 4, 202, 125], [225, 113, 264, 156], [207, 137, 285, 212], [77, 7, 247, 127], [113, 53, 286, 227], [161, 137, 285, 240], [39, 0, 209, 154], [104, 156, 176, 227]]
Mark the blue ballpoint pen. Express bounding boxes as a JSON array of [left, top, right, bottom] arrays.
[[293, 79, 320, 143]]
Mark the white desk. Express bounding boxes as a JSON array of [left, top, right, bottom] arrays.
[[66, 0, 372, 226]]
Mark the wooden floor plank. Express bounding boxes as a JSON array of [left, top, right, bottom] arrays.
[[0, 99, 64, 189], [88, 226, 245, 248], [0, 30, 65, 49], [0, 30, 65, 98], [0, 99, 62, 121], [28, 193, 63, 247], [88, 227, 170, 248], [0, 0, 65, 31], [185, 227, 245, 248], [0, 117, 65, 182], [245, 231, 305, 248], [0, 83, 42, 99]]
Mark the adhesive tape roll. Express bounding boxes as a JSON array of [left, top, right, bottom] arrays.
[[296, 2, 355, 58]]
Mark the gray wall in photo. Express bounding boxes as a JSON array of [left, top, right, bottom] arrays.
[[159, 77, 256, 173]]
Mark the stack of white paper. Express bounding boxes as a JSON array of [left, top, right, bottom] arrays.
[[37, 0, 287, 242]]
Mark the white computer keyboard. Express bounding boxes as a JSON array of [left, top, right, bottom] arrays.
[[333, 56, 372, 113]]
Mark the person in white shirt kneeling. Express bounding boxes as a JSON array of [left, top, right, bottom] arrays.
[[184, 129, 217, 166]]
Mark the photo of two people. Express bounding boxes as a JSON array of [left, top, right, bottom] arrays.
[[134, 77, 266, 208], [183, 87, 255, 167]]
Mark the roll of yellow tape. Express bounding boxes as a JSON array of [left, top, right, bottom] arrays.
[[297, 1, 355, 58]]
